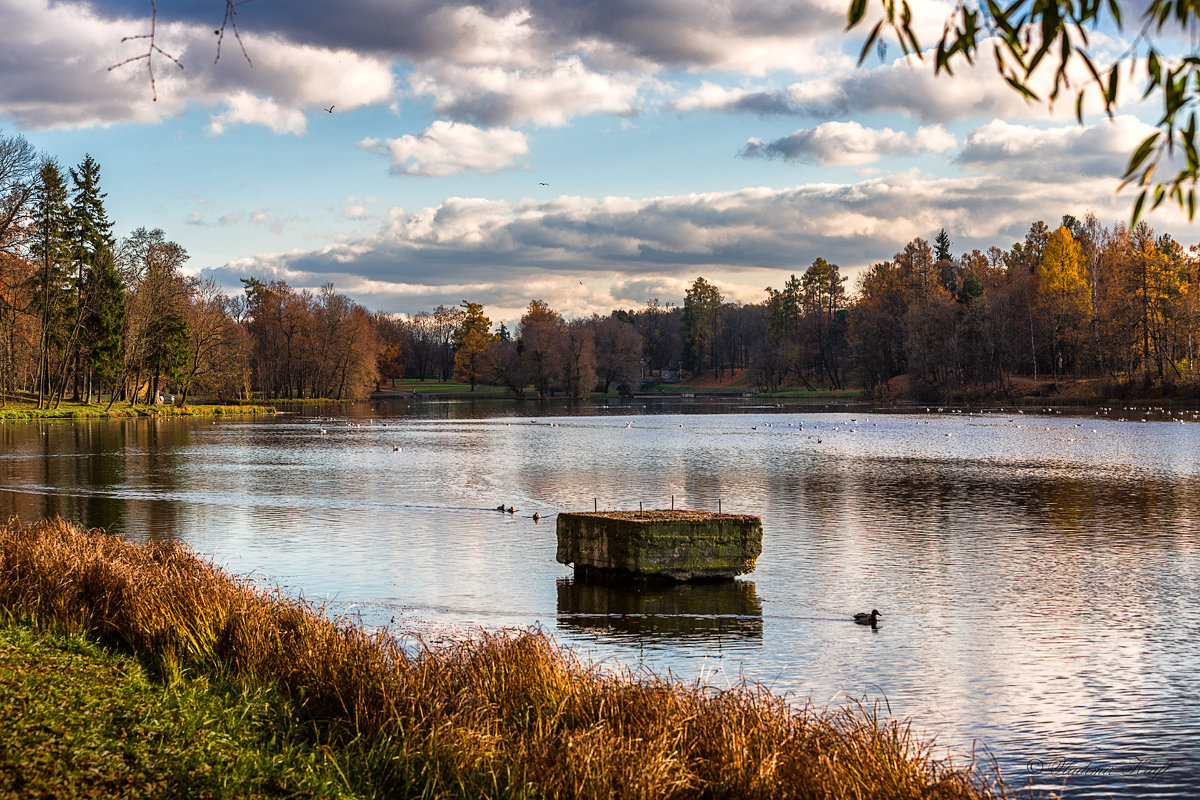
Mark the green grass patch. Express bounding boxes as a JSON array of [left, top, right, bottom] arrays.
[[0, 518, 1013, 800], [0, 619, 355, 799], [0, 404, 275, 420], [379, 378, 513, 396]]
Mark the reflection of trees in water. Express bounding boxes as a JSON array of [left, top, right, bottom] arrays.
[[0, 418, 187, 540], [838, 457, 1196, 541], [556, 578, 762, 642]]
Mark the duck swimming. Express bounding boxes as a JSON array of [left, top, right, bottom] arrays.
[[853, 609, 881, 625]]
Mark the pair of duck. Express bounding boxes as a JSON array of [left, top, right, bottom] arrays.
[[854, 609, 882, 626], [493, 504, 540, 521]]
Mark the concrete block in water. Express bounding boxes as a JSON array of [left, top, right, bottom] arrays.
[[555, 510, 762, 581]]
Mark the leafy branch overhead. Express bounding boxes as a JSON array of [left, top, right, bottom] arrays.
[[847, 0, 1200, 222]]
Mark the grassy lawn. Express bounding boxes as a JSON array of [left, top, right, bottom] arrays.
[[0, 620, 355, 799], [378, 378, 514, 396], [0, 403, 276, 420]]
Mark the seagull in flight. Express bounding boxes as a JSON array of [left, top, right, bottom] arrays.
[[324, 105, 335, 113], [539, 182, 549, 186]]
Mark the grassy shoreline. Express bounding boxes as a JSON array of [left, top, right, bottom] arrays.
[[0, 518, 1012, 799], [0, 403, 277, 420], [0, 620, 354, 798]]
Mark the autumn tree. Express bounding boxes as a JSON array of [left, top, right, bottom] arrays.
[[177, 278, 244, 404], [849, 261, 907, 397], [0, 131, 39, 254], [1036, 225, 1091, 384], [123, 229, 191, 404], [628, 299, 681, 378], [483, 338, 527, 397], [372, 312, 406, 388], [558, 318, 597, 399], [242, 278, 310, 398], [452, 301, 494, 390], [800, 257, 849, 388], [592, 314, 644, 393], [519, 299, 564, 397]]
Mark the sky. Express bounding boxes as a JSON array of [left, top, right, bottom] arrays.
[[2, 0, 1196, 325]]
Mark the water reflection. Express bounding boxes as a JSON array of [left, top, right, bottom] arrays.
[[556, 578, 762, 641], [0, 418, 189, 535], [2, 402, 1199, 797]]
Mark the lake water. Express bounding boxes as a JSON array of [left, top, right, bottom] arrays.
[[3, 397, 1198, 797]]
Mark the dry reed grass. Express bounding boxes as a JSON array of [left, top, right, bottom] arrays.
[[0, 517, 1009, 799]]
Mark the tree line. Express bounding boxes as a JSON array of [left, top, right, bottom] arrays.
[[0, 135, 378, 407], [2, 129, 1197, 405]]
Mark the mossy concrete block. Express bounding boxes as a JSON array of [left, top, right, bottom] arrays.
[[555, 510, 763, 581]]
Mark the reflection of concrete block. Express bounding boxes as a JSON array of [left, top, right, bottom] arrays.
[[555, 510, 763, 581], [556, 578, 763, 640]]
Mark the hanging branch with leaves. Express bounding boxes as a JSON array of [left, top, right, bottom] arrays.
[[846, 0, 1200, 223]]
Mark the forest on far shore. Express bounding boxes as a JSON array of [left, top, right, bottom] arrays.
[[2, 138, 1198, 406]]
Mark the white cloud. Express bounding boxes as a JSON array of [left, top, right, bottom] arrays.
[[212, 165, 1149, 319], [956, 115, 1157, 180], [0, 0, 395, 131], [208, 92, 308, 135], [359, 121, 529, 176], [407, 56, 644, 127], [673, 35, 1142, 125], [742, 121, 956, 165]]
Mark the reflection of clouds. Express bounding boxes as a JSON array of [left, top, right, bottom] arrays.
[[4, 408, 1198, 797]]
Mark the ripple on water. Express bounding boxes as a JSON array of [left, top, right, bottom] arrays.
[[1, 407, 1197, 797]]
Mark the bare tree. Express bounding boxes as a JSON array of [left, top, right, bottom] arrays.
[[558, 318, 597, 399], [592, 314, 643, 393], [0, 132, 40, 255]]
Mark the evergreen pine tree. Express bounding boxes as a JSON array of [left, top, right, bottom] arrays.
[[934, 228, 952, 262], [28, 162, 71, 408], [83, 246, 126, 406], [67, 154, 115, 402]]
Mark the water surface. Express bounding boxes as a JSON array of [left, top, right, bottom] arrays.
[[3, 398, 1197, 797]]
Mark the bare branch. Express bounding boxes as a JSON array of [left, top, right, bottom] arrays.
[[106, 0, 182, 103], [109, 0, 254, 102], [215, 0, 253, 67]]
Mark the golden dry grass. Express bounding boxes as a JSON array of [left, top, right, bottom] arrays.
[[0, 517, 1010, 799]]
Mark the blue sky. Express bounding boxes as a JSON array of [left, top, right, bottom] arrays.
[[3, 0, 1193, 324]]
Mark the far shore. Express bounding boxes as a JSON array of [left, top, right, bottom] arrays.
[[371, 373, 1200, 408], [0, 402, 277, 421]]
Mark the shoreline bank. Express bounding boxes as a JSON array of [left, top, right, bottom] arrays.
[[0, 517, 1012, 799], [0, 403, 277, 420]]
